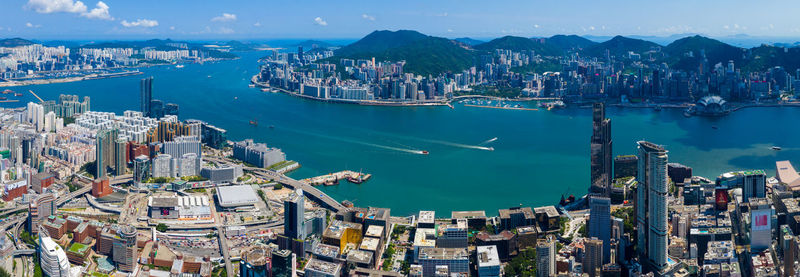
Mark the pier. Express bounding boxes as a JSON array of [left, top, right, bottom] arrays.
[[304, 170, 372, 186]]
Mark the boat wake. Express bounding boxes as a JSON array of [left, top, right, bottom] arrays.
[[417, 138, 494, 151], [479, 137, 498, 145], [283, 128, 426, 155]]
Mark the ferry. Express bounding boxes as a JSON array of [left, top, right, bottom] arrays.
[[175, 64, 184, 69], [772, 146, 782, 151]]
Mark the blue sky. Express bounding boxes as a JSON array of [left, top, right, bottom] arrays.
[[2, 0, 800, 40]]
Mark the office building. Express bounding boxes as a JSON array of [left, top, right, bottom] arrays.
[[418, 248, 469, 276], [716, 170, 766, 202], [271, 249, 295, 277], [133, 155, 149, 184], [635, 141, 669, 272], [498, 206, 535, 231], [477, 245, 501, 277], [30, 172, 54, 193], [113, 225, 138, 272], [436, 220, 468, 248], [536, 236, 556, 277], [304, 258, 341, 277], [584, 238, 603, 277], [92, 177, 112, 198], [240, 245, 271, 277], [232, 139, 286, 168], [590, 102, 612, 196], [28, 193, 55, 234], [588, 195, 611, 263], [749, 198, 773, 251], [141, 77, 153, 117], [284, 189, 305, 240], [39, 235, 70, 277]]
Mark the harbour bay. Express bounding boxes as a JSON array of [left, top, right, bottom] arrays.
[[3, 51, 798, 216]]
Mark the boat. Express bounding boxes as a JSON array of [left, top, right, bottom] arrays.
[[175, 64, 184, 68], [269, 125, 275, 129], [234, 96, 238, 100], [249, 120, 258, 126], [487, 147, 495, 151], [1, 89, 12, 94], [711, 126, 718, 130], [248, 84, 255, 88], [207, 75, 212, 78], [261, 88, 269, 92], [772, 146, 782, 151], [419, 150, 429, 155], [14, 93, 22, 97], [0, 97, 7, 100], [654, 105, 662, 111]]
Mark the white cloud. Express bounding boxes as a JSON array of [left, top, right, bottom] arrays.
[[120, 19, 158, 28], [435, 12, 448, 17], [26, 0, 87, 14], [589, 26, 596, 30], [533, 24, 540, 28], [27, 0, 113, 20], [81, 1, 112, 20], [447, 29, 453, 33], [211, 13, 237, 22], [314, 17, 327, 26], [253, 22, 261, 27], [169, 26, 175, 30], [361, 14, 375, 21], [723, 25, 730, 29], [218, 27, 234, 34], [26, 22, 41, 28]]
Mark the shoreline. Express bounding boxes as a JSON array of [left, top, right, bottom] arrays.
[[0, 70, 144, 87]]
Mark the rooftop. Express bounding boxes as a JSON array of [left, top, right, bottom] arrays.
[[360, 237, 380, 252], [498, 206, 534, 219], [346, 249, 373, 264], [418, 247, 469, 261], [324, 220, 362, 239], [477, 245, 501, 267], [67, 243, 90, 255], [215, 185, 260, 207], [413, 228, 437, 247], [776, 161, 800, 190], [451, 210, 486, 219], [365, 225, 384, 238], [305, 258, 342, 275], [148, 196, 178, 208], [418, 210, 435, 224]]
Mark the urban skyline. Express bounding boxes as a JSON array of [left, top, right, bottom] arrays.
[[2, 0, 800, 40]]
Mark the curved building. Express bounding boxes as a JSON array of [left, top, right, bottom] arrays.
[[693, 95, 730, 116], [113, 225, 138, 272], [39, 235, 70, 277]]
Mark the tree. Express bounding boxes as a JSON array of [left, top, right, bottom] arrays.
[[0, 267, 11, 277], [156, 223, 168, 232], [273, 183, 283, 190], [504, 247, 537, 276]]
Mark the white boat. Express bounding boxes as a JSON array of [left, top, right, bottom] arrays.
[[248, 84, 255, 88], [772, 146, 782, 151], [175, 64, 184, 68]]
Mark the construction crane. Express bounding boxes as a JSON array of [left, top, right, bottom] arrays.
[[28, 90, 44, 103]]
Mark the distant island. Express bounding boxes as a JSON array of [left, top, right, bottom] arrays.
[[254, 29, 800, 112]]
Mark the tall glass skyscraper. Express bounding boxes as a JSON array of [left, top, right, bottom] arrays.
[[635, 141, 668, 272], [283, 189, 305, 240], [590, 102, 612, 197], [140, 76, 153, 117]]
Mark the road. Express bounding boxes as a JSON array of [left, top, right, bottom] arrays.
[[204, 156, 344, 212]]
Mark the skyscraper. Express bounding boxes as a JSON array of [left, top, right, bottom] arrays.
[[133, 155, 150, 184], [635, 141, 668, 272], [536, 236, 555, 277], [590, 102, 612, 197], [284, 189, 305, 240], [114, 138, 127, 176], [113, 225, 138, 272], [140, 77, 153, 117], [95, 129, 120, 178], [584, 238, 603, 277], [39, 234, 70, 277], [588, 195, 611, 264]]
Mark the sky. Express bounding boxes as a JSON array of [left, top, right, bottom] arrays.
[[2, 0, 800, 41]]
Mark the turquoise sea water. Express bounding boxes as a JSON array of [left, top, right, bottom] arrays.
[[4, 51, 800, 216]]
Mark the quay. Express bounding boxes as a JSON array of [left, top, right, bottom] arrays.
[[303, 170, 372, 186], [463, 104, 539, 111]]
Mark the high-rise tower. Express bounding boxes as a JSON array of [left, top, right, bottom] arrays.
[[635, 141, 668, 272], [590, 102, 612, 197]]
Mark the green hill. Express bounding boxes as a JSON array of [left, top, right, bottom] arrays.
[[582, 35, 661, 58], [664, 35, 745, 71], [333, 30, 475, 75], [546, 35, 597, 51], [454, 37, 485, 46], [474, 36, 562, 56], [0, 38, 35, 47]]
